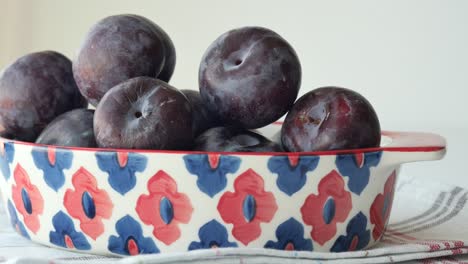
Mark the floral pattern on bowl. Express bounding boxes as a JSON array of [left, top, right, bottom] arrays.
[[0, 125, 446, 256]]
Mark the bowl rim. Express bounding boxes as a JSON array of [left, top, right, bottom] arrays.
[[0, 130, 445, 157]]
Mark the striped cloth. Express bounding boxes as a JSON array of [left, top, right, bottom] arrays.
[[1, 174, 467, 264]]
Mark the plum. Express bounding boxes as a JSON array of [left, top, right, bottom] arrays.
[[150, 19, 176, 83], [194, 126, 283, 152], [0, 51, 87, 142], [36, 109, 96, 148], [94, 77, 193, 150], [180, 89, 222, 137], [281, 87, 381, 152], [199, 26, 301, 129], [73, 14, 176, 106]]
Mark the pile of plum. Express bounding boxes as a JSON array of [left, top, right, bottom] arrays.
[[0, 14, 381, 152]]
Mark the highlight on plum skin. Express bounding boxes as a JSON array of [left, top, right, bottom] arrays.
[[93, 77, 193, 150], [180, 89, 222, 137], [35, 109, 97, 148], [194, 126, 283, 152], [73, 14, 176, 106], [0, 51, 87, 142], [199, 26, 302, 130], [281, 86, 381, 152]]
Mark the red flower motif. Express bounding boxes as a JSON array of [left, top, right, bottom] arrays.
[[301, 170, 352, 245], [11, 164, 44, 234], [64, 167, 114, 240], [136, 170, 193, 245], [217, 169, 278, 245], [370, 170, 396, 240]]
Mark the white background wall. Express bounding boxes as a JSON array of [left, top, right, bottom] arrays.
[[1, 0, 467, 187]]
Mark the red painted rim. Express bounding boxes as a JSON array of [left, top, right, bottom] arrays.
[[0, 136, 445, 157], [0, 121, 445, 156]]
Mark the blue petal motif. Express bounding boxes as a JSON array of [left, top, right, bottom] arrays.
[[264, 218, 313, 251], [188, 219, 237, 250], [21, 188, 33, 214], [49, 211, 91, 250], [242, 195, 256, 222], [0, 142, 15, 180], [267, 156, 320, 196], [323, 197, 336, 225], [331, 212, 370, 252], [108, 215, 159, 255], [96, 152, 147, 195], [82, 191, 96, 219], [159, 197, 174, 224], [336, 152, 382, 195], [183, 154, 241, 197], [32, 147, 73, 191], [7, 200, 29, 239]]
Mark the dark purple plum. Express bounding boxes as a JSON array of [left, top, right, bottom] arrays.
[[73, 14, 176, 106], [152, 21, 176, 82], [194, 126, 283, 152], [199, 26, 301, 129], [94, 77, 193, 150], [131, 15, 176, 83], [0, 51, 87, 142], [281, 87, 381, 152], [36, 109, 96, 147], [180, 89, 222, 137]]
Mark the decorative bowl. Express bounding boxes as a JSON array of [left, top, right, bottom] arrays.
[[0, 124, 446, 256]]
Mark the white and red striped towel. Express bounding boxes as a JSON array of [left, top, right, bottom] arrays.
[[1, 174, 467, 264]]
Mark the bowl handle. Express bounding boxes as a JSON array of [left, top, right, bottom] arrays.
[[382, 131, 447, 164]]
